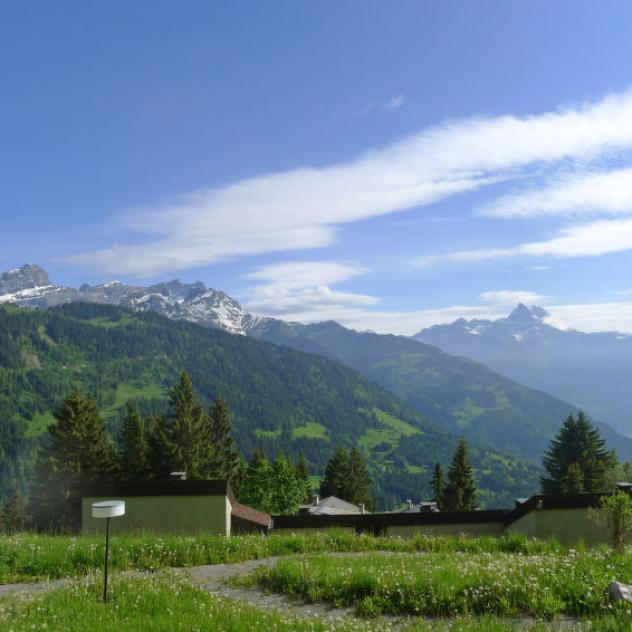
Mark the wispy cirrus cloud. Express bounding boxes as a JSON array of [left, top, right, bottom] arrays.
[[413, 218, 632, 267], [481, 167, 632, 218], [385, 94, 405, 110], [242, 260, 377, 317], [479, 289, 549, 306], [67, 89, 632, 277]]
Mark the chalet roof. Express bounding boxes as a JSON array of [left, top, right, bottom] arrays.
[[298, 495, 369, 515], [231, 501, 271, 528]]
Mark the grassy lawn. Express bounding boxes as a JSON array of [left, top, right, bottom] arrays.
[[1, 573, 631, 631], [0, 532, 559, 584], [0, 573, 368, 632], [248, 550, 632, 619], [2, 534, 632, 630]]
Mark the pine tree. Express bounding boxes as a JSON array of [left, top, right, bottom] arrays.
[[430, 463, 445, 507], [30, 389, 115, 528], [346, 447, 373, 509], [207, 395, 241, 484], [239, 452, 274, 513], [442, 439, 478, 511], [319, 445, 350, 499], [270, 454, 306, 515], [541, 411, 615, 494], [1, 491, 29, 533], [294, 453, 312, 504], [160, 371, 212, 479], [561, 462, 585, 494], [118, 401, 149, 480]]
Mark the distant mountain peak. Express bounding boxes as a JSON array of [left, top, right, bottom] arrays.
[[0, 263, 50, 292], [0, 263, 258, 335], [507, 303, 549, 324]]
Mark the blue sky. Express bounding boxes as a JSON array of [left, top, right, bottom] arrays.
[[4, 1, 632, 333]]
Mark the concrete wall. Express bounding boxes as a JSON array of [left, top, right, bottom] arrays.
[[81, 494, 231, 536], [509, 508, 604, 546], [386, 522, 504, 538]]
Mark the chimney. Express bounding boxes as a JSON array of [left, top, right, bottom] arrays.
[[312, 494, 320, 506], [359, 503, 365, 515], [406, 499, 413, 510]]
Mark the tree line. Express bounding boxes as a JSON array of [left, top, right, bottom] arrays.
[[5, 370, 374, 530], [0, 361, 626, 530]]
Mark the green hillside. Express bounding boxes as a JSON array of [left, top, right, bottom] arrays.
[[249, 321, 632, 462], [0, 303, 539, 508]]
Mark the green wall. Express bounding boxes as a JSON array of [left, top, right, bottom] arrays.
[[386, 522, 504, 538], [81, 495, 232, 536], [509, 508, 605, 546]]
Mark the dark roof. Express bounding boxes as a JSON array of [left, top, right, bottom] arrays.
[[273, 509, 509, 530], [77, 479, 237, 505]]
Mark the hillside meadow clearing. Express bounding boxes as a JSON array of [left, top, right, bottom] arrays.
[[1, 532, 631, 630]]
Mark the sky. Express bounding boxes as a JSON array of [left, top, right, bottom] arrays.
[[4, 1, 632, 334]]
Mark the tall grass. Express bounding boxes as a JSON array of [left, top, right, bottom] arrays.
[[0, 531, 560, 584], [249, 550, 632, 618], [1, 573, 631, 631]]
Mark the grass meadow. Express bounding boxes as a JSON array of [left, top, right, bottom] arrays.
[[0, 531, 557, 583], [1, 532, 631, 630]]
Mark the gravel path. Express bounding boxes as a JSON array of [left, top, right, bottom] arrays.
[[0, 556, 587, 630], [185, 557, 362, 624]]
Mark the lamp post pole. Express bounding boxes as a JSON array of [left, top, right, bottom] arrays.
[[91, 500, 125, 605], [104, 517, 111, 603]]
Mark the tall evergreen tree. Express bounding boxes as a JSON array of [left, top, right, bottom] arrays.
[[541, 411, 615, 494], [207, 395, 241, 484], [319, 445, 350, 499], [346, 447, 374, 509], [442, 439, 478, 511], [239, 452, 274, 513], [118, 400, 149, 480], [430, 463, 445, 507], [320, 446, 374, 509], [270, 454, 306, 515], [294, 453, 312, 504], [30, 389, 115, 527], [1, 490, 29, 533], [159, 371, 211, 479]]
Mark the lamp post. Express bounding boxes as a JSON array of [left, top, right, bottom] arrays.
[[91, 500, 125, 603]]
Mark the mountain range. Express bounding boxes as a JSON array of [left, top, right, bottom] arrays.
[[415, 304, 632, 437], [2, 263, 632, 473], [0, 301, 541, 508]]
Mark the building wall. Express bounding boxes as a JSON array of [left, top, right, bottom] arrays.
[[386, 522, 504, 538], [81, 494, 231, 536], [509, 508, 604, 546]]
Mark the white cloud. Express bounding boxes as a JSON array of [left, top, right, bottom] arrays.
[[239, 262, 632, 335], [481, 168, 632, 218], [242, 260, 377, 317], [385, 94, 405, 110], [68, 88, 632, 277], [544, 302, 632, 334], [479, 289, 549, 306], [242, 260, 366, 290], [413, 218, 632, 267]]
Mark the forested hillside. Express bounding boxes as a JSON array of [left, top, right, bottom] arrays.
[[0, 303, 540, 508], [249, 320, 632, 462]]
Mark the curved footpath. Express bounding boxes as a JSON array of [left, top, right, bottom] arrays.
[[0, 555, 583, 630]]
